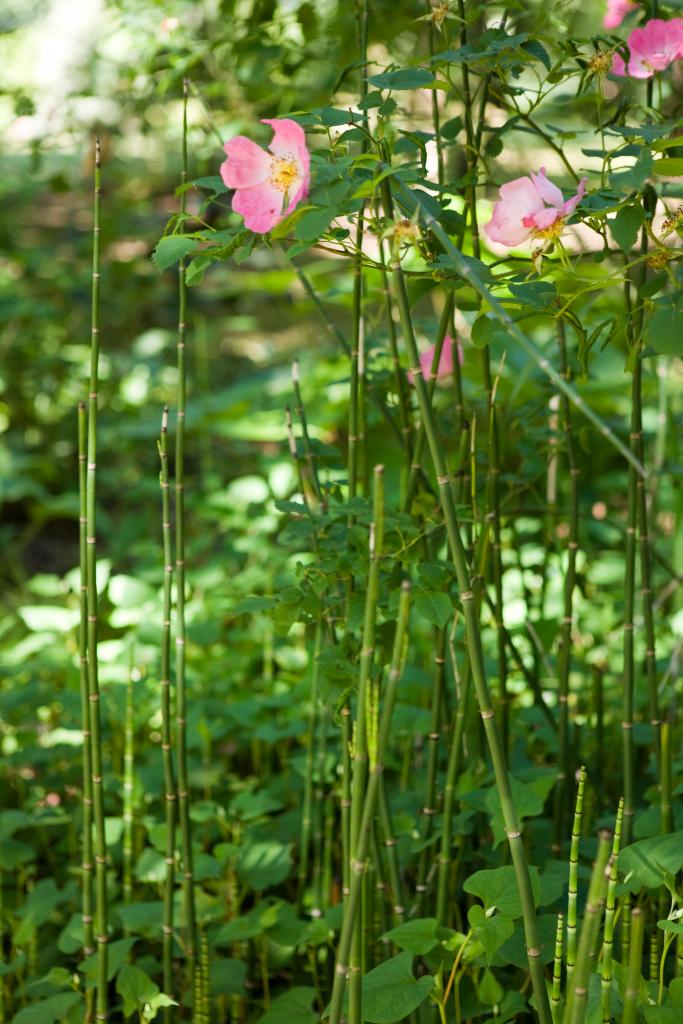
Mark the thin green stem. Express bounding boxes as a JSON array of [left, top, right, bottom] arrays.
[[551, 913, 564, 1024], [158, 407, 177, 1014], [175, 79, 196, 967], [566, 767, 585, 987], [621, 908, 644, 1024], [600, 799, 624, 1023], [381, 175, 552, 1024], [564, 831, 611, 1024], [86, 136, 109, 1024], [78, 402, 94, 969]]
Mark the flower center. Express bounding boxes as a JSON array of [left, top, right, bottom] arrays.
[[269, 156, 299, 194], [531, 217, 566, 241]]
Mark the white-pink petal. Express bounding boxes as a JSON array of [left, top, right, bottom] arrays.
[[232, 181, 287, 234], [531, 169, 564, 209], [220, 135, 272, 189]]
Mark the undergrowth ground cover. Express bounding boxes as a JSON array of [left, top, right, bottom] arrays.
[[1, 1, 683, 1022]]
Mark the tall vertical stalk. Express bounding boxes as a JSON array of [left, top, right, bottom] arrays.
[[86, 136, 109, 1023], [349, 464, 384, 1024], [298, 622, 322, 909], [158, 407, 177, 1012], [175, 79, 196, 966], [414, 629, 445, 914], [78, 401, 95, 970], [329, 580, 411, 1024], [600, 799, 624, 1023], [621, 908, 644, 1024], [122, 664, 134, 906], [622, 301, 639, 847], [566, 767, 585, 988], [564, 831, 611, 1024], [552, 320, 580, 852], [551, 912, 564, 1024], [381, 175, 551, 1024]]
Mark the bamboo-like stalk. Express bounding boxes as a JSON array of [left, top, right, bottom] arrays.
[[175, 79, 196, 967], [349, 465, 384, 1024], [328, 580, 411, 1024], [291, 360, 322, 503], [552, 321, 580, 853], [564, 831, 611, 1024], [158, 407, 177, 1012], [86, 136, 109, 1024], [414, 629, 446, 915], [378, 780, 405, 927], [661, 720, 672, 834], [621, 908, 644, 1024], [298, 622, 322, 909], [622, 337, 639, 847], [435, 668, 470, 925], [122, 664, 134, 906], [381, 174, 552, 1024], [551, 912, 564, 1024], [600, 799, 624, 1023], [566, 767, 586, 987], [341, 703, 352, 904], [78, 401, 95, 970]]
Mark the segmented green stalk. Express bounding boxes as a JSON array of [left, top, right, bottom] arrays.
[[158, 407, 177, 1013], [78, 401, 95, 966], [621, 908, 644, 1024], [298, 622, 322, 908], [661, 720, 672, 834], [122, 664, 134, 906], [415, 629, 446, 914], [349, 465, 384, 1024], [566, 767, 586, 986], [378, 780, 405, 927], [436, 655, 470, 925], [328, 580, 411, 1024], [600, 799, 624, 1023], [622, 894, 632, 967], [634, 356, 662, 784], [552, 321, 580, 852], [381, 174, 552, 1024], [175, 79, 196, 966], [341, 703, 352, 904], [551, 913, 564, 1024], [622, 343, 638, 846], [291, 360, 322, 503], [564, 831, 611, 1024], [86, 137, 109, 1024]]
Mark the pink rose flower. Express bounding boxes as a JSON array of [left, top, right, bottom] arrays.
[[485, 169, 587, 249], [612, 18, 683, 79], [603, 0, 637, 31], [220, 118, 310, 234], [407, 335, 463, 386]]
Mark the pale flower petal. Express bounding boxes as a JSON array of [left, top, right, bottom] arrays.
[[220, 135, 272, 189], [232, 182, 289, 234], [531, 168, 564, 209]]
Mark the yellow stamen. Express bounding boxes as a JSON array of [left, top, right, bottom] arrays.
[[531, 218, 566, 241], [269, 157, 299, 194]]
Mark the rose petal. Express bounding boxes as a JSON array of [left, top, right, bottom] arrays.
[[220, 135, 272, 189], [531, 168, 565, 208], [232, 181, 288, 234]]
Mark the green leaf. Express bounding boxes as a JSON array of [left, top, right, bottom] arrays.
[[619, 831, 683, 892], [467, 906, 515, 964], [609, 149, 653, 192], [116, 965, 159, 1018], [367, 68, 435, 90], [464, 866, 540, 920], [236, 841, 293, 890], [382, 918, 448, 955], [294, 207, 336, 241], [114, 901, 164, 938], [0, 836, 35, 870], [151, 235, 200, 272], [361, 952, 434, 1023], [210, 958, 247, 997], [643, 294, 683, 356], [654, 157, 683, 176], [609, 204, 644, 251], [414, 591, 452, 629], [82, 938, 137, 983], [11, 993, 82, 1024], [257, 987, 318, 1024], [508, 281, 557, 310]]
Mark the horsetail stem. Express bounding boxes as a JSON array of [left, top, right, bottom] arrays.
[[564, 830, 611, 1024], [175, 79, 197, 968], [158, 407, 177, 1013], [291, 360, 322, 503], [122, 662, 134, 906], [622, 908, 644, 1024], [551, 912, 564, 1024], [414, 628, 446, 914], [566, 767, 586, 986], [552, 320, 580, 852], [381, 174, 552, 1024], [78, 401, 94, 964], [349, 464, 384, 1024], [86, 136, 109, 1023], [378, 779, 405, 927], [600, 799, 624, 1023], [298, 621, 322, 909], [661, 720, 672, 834], [328, 580, 411, 1024]]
